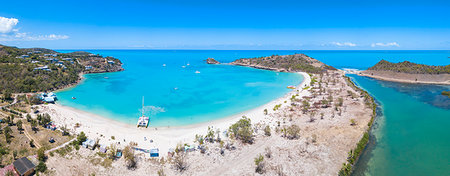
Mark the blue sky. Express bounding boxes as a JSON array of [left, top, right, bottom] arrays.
[[0, 0, 449, 49]]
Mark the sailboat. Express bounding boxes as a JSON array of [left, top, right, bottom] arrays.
[[137, 96, 150, 128]]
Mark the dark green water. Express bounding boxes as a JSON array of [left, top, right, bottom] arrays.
[[349, 75, 450, 176]]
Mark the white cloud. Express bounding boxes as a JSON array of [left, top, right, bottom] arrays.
[[329, 42, 357, 47], [0, 16, 69, 41], [0, 17, 18, 33], [371, 42, 400, 47]]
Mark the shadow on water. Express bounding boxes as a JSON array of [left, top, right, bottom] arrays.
[[373, 79, 450, 110], [351, 99, 383, 176]]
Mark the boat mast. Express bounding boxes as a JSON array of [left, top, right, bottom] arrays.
[[142, 96, 144, 117]]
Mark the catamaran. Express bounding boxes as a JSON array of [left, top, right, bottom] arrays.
[[137, 96, 150, 128]]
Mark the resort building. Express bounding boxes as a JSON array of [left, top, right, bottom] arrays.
[[85, 66, 93, 70], [39, 92, 57, 103], [46, 58, 59, 63], [13, 157, 36, 176], [82, 139, 96, 149], [33, 65, 51, 71]]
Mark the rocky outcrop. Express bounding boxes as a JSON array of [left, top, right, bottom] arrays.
[[206, 58, 220, 64]]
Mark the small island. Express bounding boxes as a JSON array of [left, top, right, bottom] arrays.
[[360, 60, 450, 85], [206, 58, 220, 64]]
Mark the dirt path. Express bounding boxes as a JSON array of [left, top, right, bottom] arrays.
[[46, 138, 76, 154], [23, 126, 42, 148]]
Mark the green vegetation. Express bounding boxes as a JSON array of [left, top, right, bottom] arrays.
[[229, 116, 253, 144], [0, 44, 123, 93], [339, 76, 378, 176], [281, 124, 300, 140], [273, 104, 282, 111], [264, 125, 271, 136], [77, 131, 87, 145], [231, 54, 335, 73], [254, 154, 265, 174], [367, 60, 450, 74]]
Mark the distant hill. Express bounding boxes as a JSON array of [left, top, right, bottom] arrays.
[[229, 54, 336, 73], [367, 60, 450, 74], [0, 44, 124, 93]]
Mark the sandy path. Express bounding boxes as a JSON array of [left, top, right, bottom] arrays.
[[23, 126, 42, 148]]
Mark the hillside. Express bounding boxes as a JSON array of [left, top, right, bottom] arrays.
[[230, 54, 336, 73], [360, 60, 450, 85], [0, 44, 124, 93], [367, 60, 450, 74]]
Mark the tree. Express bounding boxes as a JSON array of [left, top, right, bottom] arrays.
[[302, 100, 310, 114], [30, 139, 35, 148], [229, 116, 253, 144], [254, 154, 265, 174], [35, 161, 47, 173], [77, 131, 87, 145], [16, 120, 23, 132], [37, 148, 46, 162], [31, 119, 38, 133], [61, 125, 69, 136], [2, 90, 12, 101], [26, 114, 32, 122], [13, 150, 17, 159], [4, 126, 12, 143]]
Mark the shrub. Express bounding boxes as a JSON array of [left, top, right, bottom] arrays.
[[37, 148, 46, 161], [36, 161, 47, 173], [123, 143, 137, 169], [264, 125, 271, 136], [77, 131, 87, 145], [285, 125, 300, 140], [229, 116, 253, 144], [254, 154, 265, 174], [173, 153, 187, 172]]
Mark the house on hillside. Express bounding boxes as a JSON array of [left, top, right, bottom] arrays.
[[13, 157, 36, 176]]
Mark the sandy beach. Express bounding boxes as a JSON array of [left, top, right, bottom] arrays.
[[39, 72, 311, 156], [359, 70, 450, 85]]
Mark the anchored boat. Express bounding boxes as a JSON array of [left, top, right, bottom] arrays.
[[137, 96, 150, 128]]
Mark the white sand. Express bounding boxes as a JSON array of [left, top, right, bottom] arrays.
[[39, 72, 311, 156]]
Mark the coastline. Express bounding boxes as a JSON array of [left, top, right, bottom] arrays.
[[39, 72, 311, 155], [358, 71, 450, 85]]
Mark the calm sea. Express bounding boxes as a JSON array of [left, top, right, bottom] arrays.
[[57, 50, 450, 175]]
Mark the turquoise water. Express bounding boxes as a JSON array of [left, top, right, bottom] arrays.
[[56, 50, 449, 174], [349, 75, 450, 176], [56, 50, 305, 126]]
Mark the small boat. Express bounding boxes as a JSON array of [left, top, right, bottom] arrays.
[[104, 77, 109, 79], [287, 86, 296, 89], [187, 62, 190, 66], [72, 97, 77, 100], [195, 70, 200, 74], [174, 87, 178, 90], [162, 64, 166, 67], [181, 65, 186, 68]]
